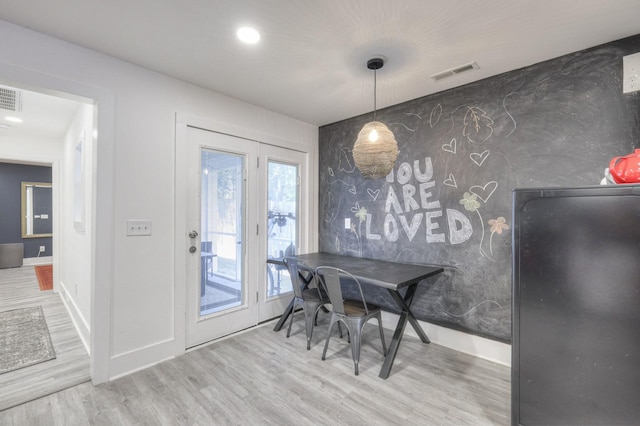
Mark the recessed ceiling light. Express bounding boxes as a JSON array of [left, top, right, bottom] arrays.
[[237, 27, 260, 44], [5, 116, 22, 123]]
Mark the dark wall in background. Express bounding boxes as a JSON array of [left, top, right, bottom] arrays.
[[318, 35, 640, 342], [0, 162, 52, 258]]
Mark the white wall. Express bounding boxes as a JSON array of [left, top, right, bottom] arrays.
[[58, 103, 94, 351], [0, 19, 318, 382], [0, 134, 63, 161]]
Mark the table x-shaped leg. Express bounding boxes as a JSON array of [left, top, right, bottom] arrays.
[[379, 283, 430, 379]]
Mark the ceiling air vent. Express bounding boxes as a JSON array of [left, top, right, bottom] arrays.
[[430, 61, 479, 82], [0, 86, 23, 112]]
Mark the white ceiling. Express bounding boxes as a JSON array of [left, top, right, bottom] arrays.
[[1, 0, 640, 128], [0, 86, 81, 140]]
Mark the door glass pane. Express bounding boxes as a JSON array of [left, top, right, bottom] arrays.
[[266, 161, 298, 298], [200, 149, 243, 316]]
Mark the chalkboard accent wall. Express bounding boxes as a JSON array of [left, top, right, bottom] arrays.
[[318, 35, 640, 343], [0, 162, 53, 258]]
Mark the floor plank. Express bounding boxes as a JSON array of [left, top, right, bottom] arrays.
[[0, 308, 510, 424], [0, 264, 90, 412]]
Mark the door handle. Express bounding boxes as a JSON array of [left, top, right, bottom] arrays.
[[189, 230, 199, 239], [189, 246, 197, 253]]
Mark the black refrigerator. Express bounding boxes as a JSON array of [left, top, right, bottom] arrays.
[[512, 185, 640, 425]]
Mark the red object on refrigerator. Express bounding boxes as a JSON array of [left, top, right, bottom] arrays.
[[609, 149, 640, 183]]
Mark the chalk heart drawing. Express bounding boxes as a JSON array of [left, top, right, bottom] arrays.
[[470, 181, 498, 203], [349, 186, 357, 195], [470, 150, 490, 167], [328, 167, 335, 177], [442, 138, 457, 154], [367, 188, 381, 201], [443, 174, 457, 188]]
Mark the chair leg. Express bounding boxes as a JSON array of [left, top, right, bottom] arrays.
[[322, 315, 338, 361], [303, 305, 317, 350], [350, 320, 363, 376], [286, 299, 299, 338]]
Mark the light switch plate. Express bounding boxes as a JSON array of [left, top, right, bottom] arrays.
[[623, 52, 640, 93], [126, 219, 152, 236], [344, 218, 351, 229]]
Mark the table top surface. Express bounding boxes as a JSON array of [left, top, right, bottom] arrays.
[[287, 252, 444, 290]]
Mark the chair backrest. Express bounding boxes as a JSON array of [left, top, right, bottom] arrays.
[[282, 257, 303, 298], [284, 243, 296, 257], [315, 266, 369, 316]]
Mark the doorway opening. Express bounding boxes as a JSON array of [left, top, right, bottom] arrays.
[[0, 82, 95, 409]]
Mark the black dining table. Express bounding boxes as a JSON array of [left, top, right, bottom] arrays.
[[271, 252, 444, 379]]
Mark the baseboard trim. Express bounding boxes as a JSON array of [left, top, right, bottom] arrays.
[[23, 256, 53, 266], [381, 311, 511, 367], [109, 339, 177, 381], [57, 280, 91, 354]]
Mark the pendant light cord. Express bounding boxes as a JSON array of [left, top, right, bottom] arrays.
[[373, 67, 377, 122]]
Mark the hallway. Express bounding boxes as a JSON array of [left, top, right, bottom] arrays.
[[0, 264, 90, 411]]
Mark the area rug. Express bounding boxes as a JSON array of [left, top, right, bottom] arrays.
[[34, 264, 53, 291], [0, 306, 56, 374]]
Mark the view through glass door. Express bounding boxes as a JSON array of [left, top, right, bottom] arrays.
[[199, 149, 244, 316], [184, 126, 307, 348], [260, 145, 307, 320]]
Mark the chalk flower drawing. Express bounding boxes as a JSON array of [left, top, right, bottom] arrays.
[[355, 206, 368, 223], [488, 216, 510, 234], [349, 203, 365, 257], [488, 216, 510, 255], [460, 192, 494, 260], [459, 192, 480, 212]]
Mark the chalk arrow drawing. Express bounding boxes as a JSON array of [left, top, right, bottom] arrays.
[[444, 174, 458, 188], [338, 149, 356, 173], [470, 181, 498, 203], [442, 138, 457, 154], [367, 188, 381, 201], [470, 150, 490, 167]]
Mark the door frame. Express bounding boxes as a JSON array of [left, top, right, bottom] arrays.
[[175, 113, 318, 352], [0, 63, 115, 384]]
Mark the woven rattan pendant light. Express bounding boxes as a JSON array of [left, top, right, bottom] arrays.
[[353, 58, 399, 179]]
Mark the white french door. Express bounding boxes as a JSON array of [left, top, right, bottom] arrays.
[[181, 125, 307, 348], [259, 144, 307, 320]]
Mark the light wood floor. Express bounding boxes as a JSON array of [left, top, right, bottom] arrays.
[[0, 306, 510, 425], [0, 264, 90, 412]]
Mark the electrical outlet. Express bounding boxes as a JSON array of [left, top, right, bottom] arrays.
[[39, 246, 45, 252], [126, 219, 152, 236]]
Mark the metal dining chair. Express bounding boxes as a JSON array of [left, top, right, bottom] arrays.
[[282, 257, 331, 350], [315, 266, 387, 375]]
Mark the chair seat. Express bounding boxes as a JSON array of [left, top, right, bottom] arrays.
[[301, 287, 328, 301], [343, 299, 381, 316]]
